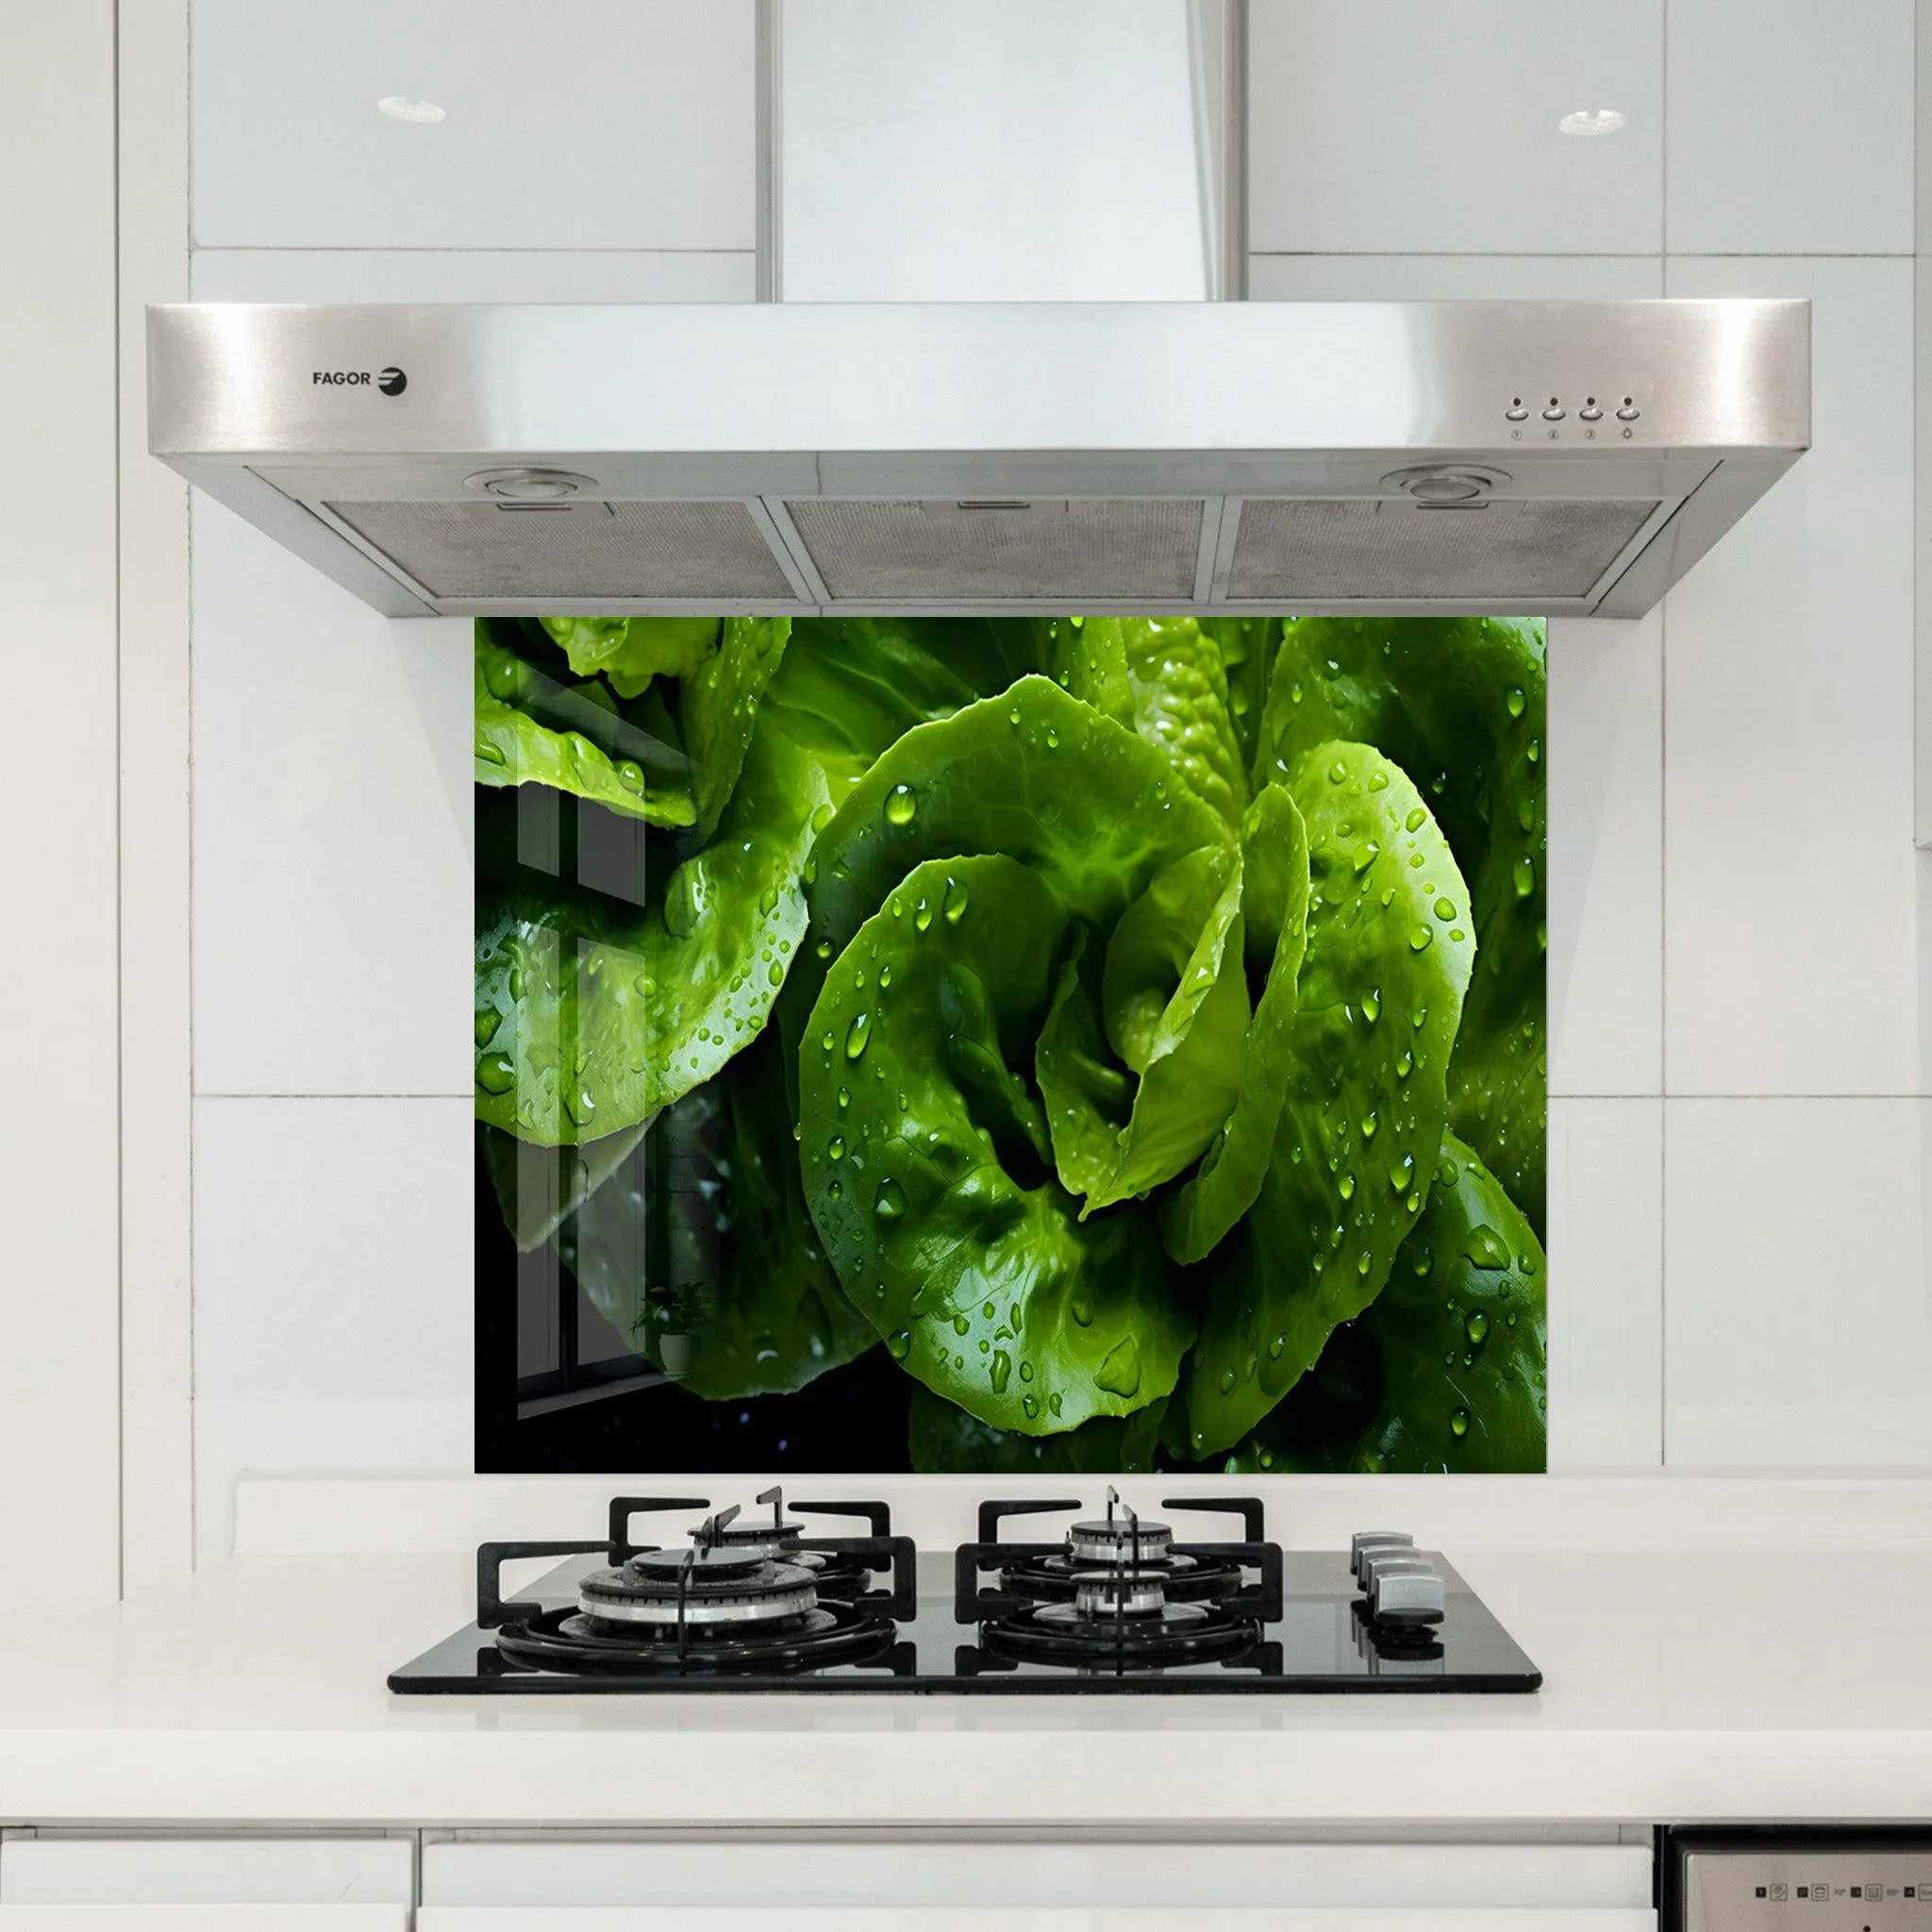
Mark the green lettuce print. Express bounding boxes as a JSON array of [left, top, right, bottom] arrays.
[[475, 618, 698, 827], [475, 617, 1034, 1144], [1225, 1133, 1546, 1473], [475, 608, 1547, 1474], [798, 853, 1192, 1435], [1177, 740, 1474, 1457], [1256, 616, 1546, 1231], [908, 1385, 1167, 1474], [541, 615, 723, 697], [557, 1033, 874, 1400], [1036, 845, 1250, 1213], [1045, 616, 1248, 830]]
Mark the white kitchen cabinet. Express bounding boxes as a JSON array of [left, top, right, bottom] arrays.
[[190, 0, 755, 250], [0, 1836, 412, 1910], [0, 1912, 405, 1929], [419, 1912, 1655, 1932], [1248, 0, 1663, 256], [423, 1840, 1653, 1913]]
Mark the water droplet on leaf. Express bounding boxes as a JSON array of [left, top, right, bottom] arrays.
[[1095, 1336, 1141, 1397], [475, 1053, 515, 1095]]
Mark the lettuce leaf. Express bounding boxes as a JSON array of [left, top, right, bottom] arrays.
[[1178, 741, 1474, 1457]]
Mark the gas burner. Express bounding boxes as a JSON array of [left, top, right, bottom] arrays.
[[957, 1490, 1283, 1675], [497, 1596, 899, 1676], [578, 1537, 820, 1631], [992, 1487, 1250, 1607], [464, 1491, 915, 1680]]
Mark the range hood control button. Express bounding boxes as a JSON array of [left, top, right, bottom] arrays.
[[1541, 398, 1566, 420], [1578, 400, 1604, 422], [1504, 399, 1530, 421], [1615, 401, 1641, 421]]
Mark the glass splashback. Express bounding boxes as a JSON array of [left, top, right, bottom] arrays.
[[474, 614, 1546, 1474]]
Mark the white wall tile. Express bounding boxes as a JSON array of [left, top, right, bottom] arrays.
[[1547, 1099, 1664, 1468], [193, 1098, 472, 1558], [1665, 0, 1915, 255], [1549, 611, 1663, 1095], [1662, 258, 1919, 1096], [192, 499, 472, 1096], [191, 249, 756, 304], [190, 0, 755, 250], [1247, 255, 1663, 301], [1249, 1, 1664, 256], [1664, 1098, 1932, 1466]]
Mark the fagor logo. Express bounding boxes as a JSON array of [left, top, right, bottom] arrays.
[[310, 366, 408, 395]]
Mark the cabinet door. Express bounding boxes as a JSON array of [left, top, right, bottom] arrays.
[[191, 0, 756, 250]]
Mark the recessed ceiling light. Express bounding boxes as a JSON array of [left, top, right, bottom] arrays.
[[377, 96, 445, 125], [1557, 108, 1625, 138]]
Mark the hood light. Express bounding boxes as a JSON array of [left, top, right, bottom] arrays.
[[1557, 108, 1625, 138], [1381, 464, 1509, 505], [465, 468, 594, 502], [377, 97, 446, 125]]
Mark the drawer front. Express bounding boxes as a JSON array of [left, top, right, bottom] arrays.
[[0, 1838, 411, 1907], [423, 1840, 1654, 1912], [420, 1911, 1657, 1932], [0, 1910, 407, 1930]]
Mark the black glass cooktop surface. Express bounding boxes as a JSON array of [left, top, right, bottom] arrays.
[[387, 1492, 1541, 1696]]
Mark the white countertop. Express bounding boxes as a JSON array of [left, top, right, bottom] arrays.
[[5, 1539, 1932, 1828]]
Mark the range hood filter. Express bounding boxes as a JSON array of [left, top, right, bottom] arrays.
[[326, 498, 798, 604], [1226, 498, 1663, 604], [788, 497, 1203, 602]]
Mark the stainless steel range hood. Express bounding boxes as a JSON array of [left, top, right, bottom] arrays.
[[147, 298, 1808, 619]]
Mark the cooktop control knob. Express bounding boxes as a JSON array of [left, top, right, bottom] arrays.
[[1358, 1545, 1429, 1594], [1368, 1557, 1446, 1625], [1350, 1530, 1414, 1580]]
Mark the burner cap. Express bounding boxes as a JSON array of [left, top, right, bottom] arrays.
[[629, 1544, 768, 1585], [1068, 1515, 1174, 1564], [1072, 1569, 1168, 1618]]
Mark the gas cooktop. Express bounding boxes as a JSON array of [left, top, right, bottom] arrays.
[[389, 1491, 1541, 1696]]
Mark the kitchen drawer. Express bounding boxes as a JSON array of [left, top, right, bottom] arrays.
[[0, 1912, 405, 1930], [423, 1840, 1653, 1911], [0, 1837, 411, 1907], [420, 1913, 1657, 1931]]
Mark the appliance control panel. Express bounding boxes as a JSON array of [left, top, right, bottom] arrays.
[[1502, 389, 1646, 443], [1683, 1853, 1932, 1932]]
